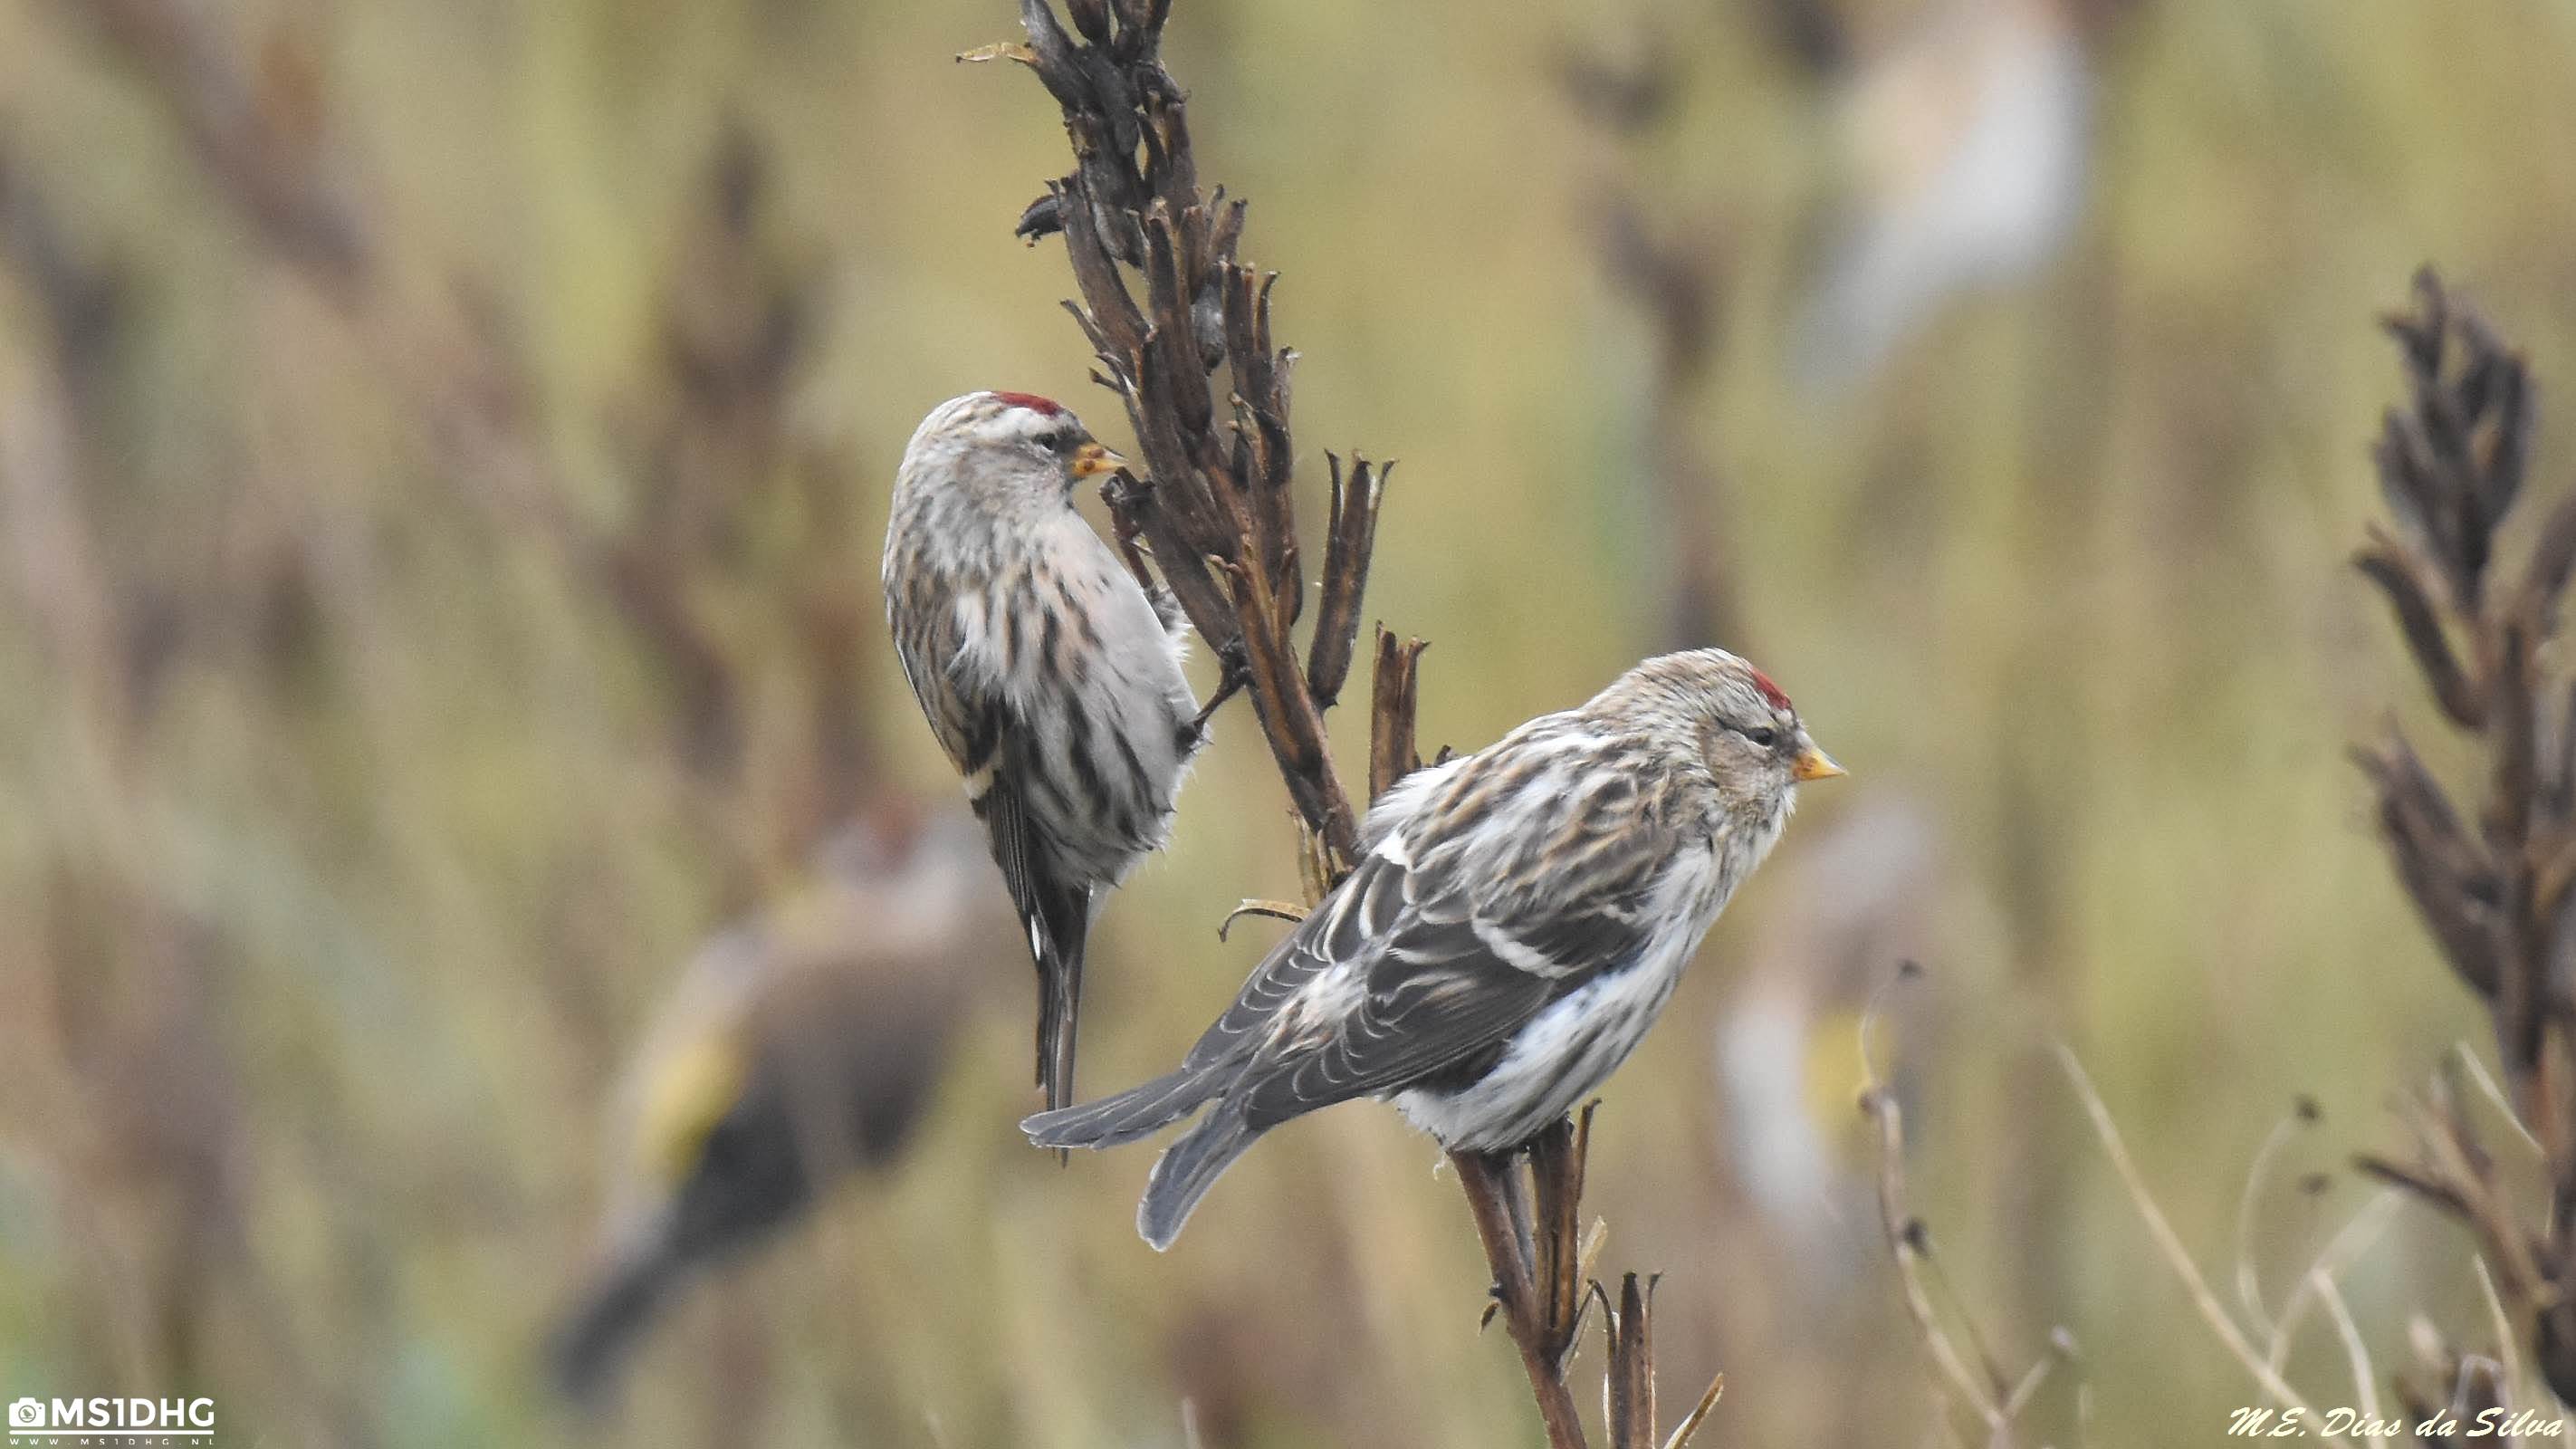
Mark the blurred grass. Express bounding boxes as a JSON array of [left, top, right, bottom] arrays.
[[3, 0, 2575, 1444]]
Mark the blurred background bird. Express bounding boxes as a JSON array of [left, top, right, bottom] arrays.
[[548, 806, 1014, 1405], [1711, 794, 1968, 1279], [1787, 0, 2099, 389]]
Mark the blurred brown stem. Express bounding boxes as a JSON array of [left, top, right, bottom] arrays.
[[81, 0, 864, 882], [1560, 41, 1742, 654], [2351, 266, 2576, 1405]]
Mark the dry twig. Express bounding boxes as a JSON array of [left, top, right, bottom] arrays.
[[1000, 0, 1386, 876], [2059, 1045, 2353, 1447], [1000, 5, 1713, 1442], [1859, 964, 2064, 1447]]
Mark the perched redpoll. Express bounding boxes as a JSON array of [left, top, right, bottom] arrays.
[[883, 391, 1203, 1117], [1026, 648, 1843, 1249]]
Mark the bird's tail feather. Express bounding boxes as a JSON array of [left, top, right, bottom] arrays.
[[547, 1240, 676, 1407], [1137, 1100, 1261, 1252], [1031, 926, 1086, 1107], [1030, 918, 1087, 1165], [1023, 1064, 1225, 1151]]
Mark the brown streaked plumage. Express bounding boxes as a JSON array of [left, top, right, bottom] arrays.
[[883, 391, 1202, 1120], [1026, 648, 1842, 1249]]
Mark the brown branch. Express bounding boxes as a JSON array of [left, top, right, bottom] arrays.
[[1594, 1269, 1728, 1449], [1307, 455, 1388, 709], [1454, 1138, 1594, 1449], [1447, 1110, 1725, 1449], [1599, 1274, 1653, 1447], [1009, 0, 1372, 872], [1001, 6, 1711, 1442], [1529, 1114, 1591, 1370], [1369, 629, 1430, 801]]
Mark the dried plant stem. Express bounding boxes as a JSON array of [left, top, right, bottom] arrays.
[[2231, 1104, 2311, 1338], [1867, 1083, 2008, 1436], [1454, 1142, 1594, 1449], [1000, 4, 1705, 1443], [1558, 39, 1740, 653], [2055, 1045, 2351, 1448], [1860, 965, 2051, 1447], [82, 0, 858, 883], [2262, 1190, 2400, 1377], [2350, 269, 2576, 1404], [2310, 1269, 2389, 1449]]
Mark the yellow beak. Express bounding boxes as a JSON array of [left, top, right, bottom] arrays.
[[1792, 744, 1847, 782], [1070, 440, 1125, 477]]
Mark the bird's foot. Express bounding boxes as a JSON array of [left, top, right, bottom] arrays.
[[1184, 656, 1248, 744]]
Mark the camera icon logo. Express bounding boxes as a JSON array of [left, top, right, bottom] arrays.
[[7, 1398, 42, 1429]]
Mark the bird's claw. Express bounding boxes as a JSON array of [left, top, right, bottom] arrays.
[[1099, 468, 1155, 516], [1185, 663, 1247, 741]]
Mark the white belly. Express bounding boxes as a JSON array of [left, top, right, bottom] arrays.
[[1392, 833, 1741, 1153], [1393, 950, 1691, 1151]]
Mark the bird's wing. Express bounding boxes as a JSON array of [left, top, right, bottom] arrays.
[[887, 591, 1001, 785], [888, 590, 1079, 925], [889, 588, 1091, 1101], [1224, 755, 1684, 1130], [1230, 907, 1555, 1129], [1182, 848, 1412, 1070], [1179, 755, 1470, 1071], [972, 733, 1097, 1112], [974, 749, 1094, 973]]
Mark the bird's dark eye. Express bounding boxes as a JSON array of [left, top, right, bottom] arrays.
[[1034, 429, 1065, 452], [1741, 725, 1778, 748]]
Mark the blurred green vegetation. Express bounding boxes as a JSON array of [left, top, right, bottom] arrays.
[[5, 0, 2576, 1444]]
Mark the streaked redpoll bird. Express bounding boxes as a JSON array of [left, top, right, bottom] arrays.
[[1026, 648, 1843, 1249], [884, 390, 1203, 1117]]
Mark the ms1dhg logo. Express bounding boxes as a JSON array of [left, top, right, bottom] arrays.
[[8, 1396, 215, 1443]]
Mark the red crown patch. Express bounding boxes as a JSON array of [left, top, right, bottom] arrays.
[[990, 390, 1066, 417], [1748, 668, 1793, 713]]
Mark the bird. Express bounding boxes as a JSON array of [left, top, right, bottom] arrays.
[[1025, 648, 1844, 1250], [882, 390, 1204, 1120], [1789, 0, 2093, 389], [547, 809, 1011, 1404], [1716, 794, 1960, 1279]]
